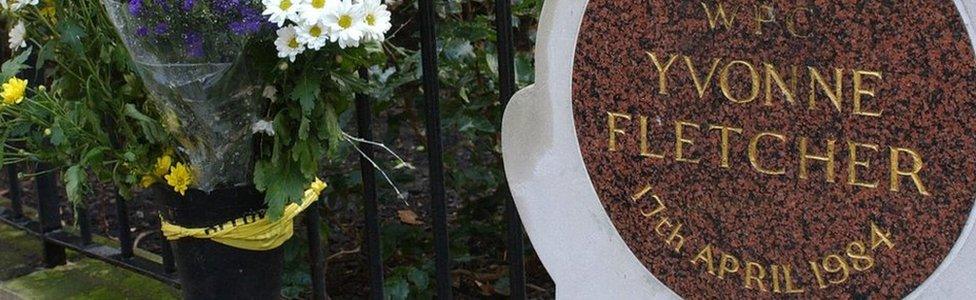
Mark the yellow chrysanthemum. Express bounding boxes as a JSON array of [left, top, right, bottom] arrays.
[[153, 155, 173, 177], [1, 77, 28, 106], [302, 177, 328, 201], [140, 175, 156, 188], [165, 163, 193, 196], [39, 0, 56, 19]]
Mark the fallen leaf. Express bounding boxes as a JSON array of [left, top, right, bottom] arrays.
[[398, 209, 424, 225]]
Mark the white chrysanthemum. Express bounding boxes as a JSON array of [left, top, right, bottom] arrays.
[[297, 21, 329, 50], [8, 21, 26, 51], [323, 0, 365, 48], [252, 120, 276, 136], [298, 0, 336, 25], [262, 0, 300, 26], [10, 0, 37, 11], [360, 0, 391, 42], [274, 26, 305, 62]]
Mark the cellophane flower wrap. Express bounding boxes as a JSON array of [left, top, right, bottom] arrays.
[[102, 0, 266, 191]]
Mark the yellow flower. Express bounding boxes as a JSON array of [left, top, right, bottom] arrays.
[[153, 155, 172, 177], [140, 175, 156, 188], [165, 163, 193, 196], [302, 177, 328, 201], [39, 0, 56, 20], [1, 77, 28, 106]]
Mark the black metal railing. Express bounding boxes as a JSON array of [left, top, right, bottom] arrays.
[[0, 0, 528, 298]]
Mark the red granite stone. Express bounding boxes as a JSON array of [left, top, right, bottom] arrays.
[[573, 1, 976, 298]]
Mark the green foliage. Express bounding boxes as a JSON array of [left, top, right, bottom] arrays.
[[0, 0, 173, 204], [316, 0, 542, 297]]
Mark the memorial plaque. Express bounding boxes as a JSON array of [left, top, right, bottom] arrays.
[[573, 0, 976, 298], [503, 0, 976, 298]]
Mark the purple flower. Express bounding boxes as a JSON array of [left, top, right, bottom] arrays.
[[127, 0, 143, 15], [153, 22, 169, 35], [136, 26, 149, 37], [184, 32, 204, 58], [154, 0, 171, 11], [181, 0, 195, 10], [213, 0, 240, 12], [229, 6, 263, 35]]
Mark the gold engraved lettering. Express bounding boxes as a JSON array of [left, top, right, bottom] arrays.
[[708, 125, 743, 168], [763, 63, 798, 106], [846, 241, 875, 272], [853, 70, 884, 117], [870, 222, 895, 250], [889, 147, 931, 196], [799, 138, 836, 182], [720, 60, 761, 104], [607, 112, 631, 152], [847, 141, 880, 188], [808, 67, 844, 113], [675, 121, 701, 164], [718, 253, 740, 279], [648, 52, 679, 95], [701, 2, 738, 30], [691, 244, 717, 275], [631, 184, 666, 218], [685, 56, 722, 99], [753, 4, 775, 35], [744, 261, 767, 291], [786, 7, 813, 37], [639, 116, 665, 159], [748, 132, 787, 175]]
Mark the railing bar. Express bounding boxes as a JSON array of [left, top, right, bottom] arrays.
[[354, 68, 384, 299], [161, 229, 176, 274], [77, 204, 93, 245], [6, 164, 24, 219], [418, 0, 453, 297], [35, 163, 67, 267], [304, 199, 328, 300], [493, 0, 527, 298], [0, 200, 180, 287], [115, 192, 134, 258]]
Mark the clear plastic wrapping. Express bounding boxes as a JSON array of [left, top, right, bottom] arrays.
[[103, 0, 265, 191]]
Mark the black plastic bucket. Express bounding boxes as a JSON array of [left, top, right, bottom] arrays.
[[155, 186, 284, 300]]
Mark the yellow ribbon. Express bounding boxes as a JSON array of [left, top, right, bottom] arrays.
[[160, 179, 326, 251]]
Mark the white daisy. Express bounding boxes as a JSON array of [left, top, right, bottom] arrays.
[[323, 0, 365, 49], [274, 25, 305, 62], [262, 0, 300, 27], [298, 0, 336, 25], [297, 21, 329, 50], [10, 0, 37, 11], [8, 21, 26, 51], [360, 0, 391, 42], [251, 120, 276, 136]]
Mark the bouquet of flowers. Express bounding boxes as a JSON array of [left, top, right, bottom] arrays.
[[105, 0, 393, 213], [1, 0, 395, 295]]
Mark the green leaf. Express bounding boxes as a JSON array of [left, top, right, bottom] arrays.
[[289, 77, 320, 116], [290, 140, 321, 178], [80, 147, 110, 165], [0, 48, 31, 81], [323, 104, 340, 155], [253, 160, 306, 219], [49, 122, 67, 146], [406, 267, 428, 290], [298, 117, 310, 140], [58, 21, 88, 55], [383, 277, 409, 300], [64, 165, 85, 205]]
